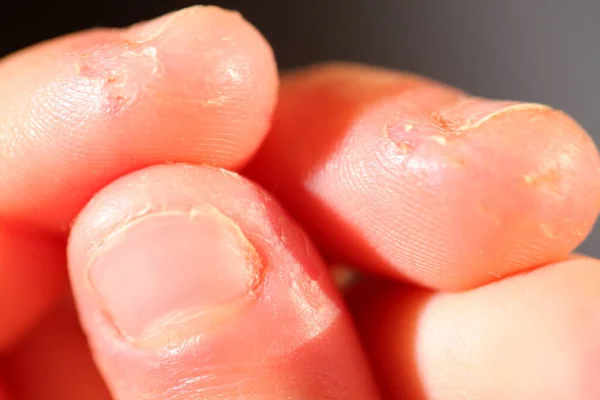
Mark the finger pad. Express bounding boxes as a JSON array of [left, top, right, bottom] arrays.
[[248, 64, 600, 289]]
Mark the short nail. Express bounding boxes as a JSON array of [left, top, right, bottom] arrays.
[[125, 6, 209, 43], [436, 98, 552, 131], [86, 207, 263, 348]]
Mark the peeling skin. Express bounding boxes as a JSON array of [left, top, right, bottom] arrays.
[[87, 204, 250, 260], [434, 102, 552, 133], [73, 41, 162, 115], [524, 168, 563, 195], [451, 157, 467, 167], [383, 122, 416, 154], [287, 273, 340, 344], [574, 228, 587, 238], [431, 111, 453, 131], [430, 135, 448, 145], [381, 122, 391, 138], [74, 38, 233, 115], [153, 93, 231, 108], [384, 101, 553, 155], [540, 224, 555, 238], [396, 141, 414, 154], [524, 169, 561, 186]]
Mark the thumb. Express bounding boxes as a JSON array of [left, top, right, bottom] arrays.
[[67, 165, 380, 399]]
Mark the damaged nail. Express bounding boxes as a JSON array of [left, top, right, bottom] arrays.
[[86, 207, 264, 348]]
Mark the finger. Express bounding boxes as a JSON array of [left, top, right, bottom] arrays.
[[0, 377, 11, 400], [2, 5, 277, 230], [0, 5, 276, 347], [0, 226, 66, 348], [350, 257, 600, 399], [246, 63, 600, 290], [68, 164, 380, 399], [6, 299, 111, 400]]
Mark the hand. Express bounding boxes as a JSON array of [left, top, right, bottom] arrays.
[[1, 6, 599, 400]]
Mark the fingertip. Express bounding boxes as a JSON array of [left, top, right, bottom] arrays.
[[68, 165, 341, 352], [67, 164, 379, 399], [122, 5, 279, 145], [0, 7, 279, 348], [69, 5, 278, 166], [1, 6, 278, 230], [249, 63, 600, 290]]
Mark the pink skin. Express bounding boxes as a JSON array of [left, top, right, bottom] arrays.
[[0, 5, 599, 399], [0, 6, 277, 230], [68, 165, 380, 399], [246, 64, 600, 290], [350, 258, 600, 400], [0, 6, 277, 347]]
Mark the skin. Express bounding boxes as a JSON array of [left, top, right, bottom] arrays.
[[0, 5, 599, 400]]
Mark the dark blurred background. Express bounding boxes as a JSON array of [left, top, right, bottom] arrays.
[[1, 0, 598, 256]]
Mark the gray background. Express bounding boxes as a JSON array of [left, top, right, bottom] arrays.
[[2, 0, 599, 255]]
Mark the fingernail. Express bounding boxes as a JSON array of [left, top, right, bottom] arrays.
[[125, 6, 211, 43], [436, 98, 552, 131], [86, 207, 263, 348]]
